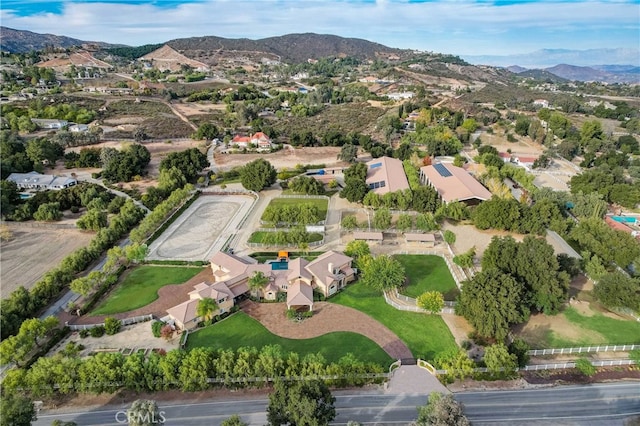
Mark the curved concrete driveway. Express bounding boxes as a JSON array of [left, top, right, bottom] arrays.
[[242, 300, 413, 361]]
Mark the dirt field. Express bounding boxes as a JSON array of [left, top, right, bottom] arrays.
[[54, 139, 206, 192], [171, 102, 227, 117], [215, 146, 345, 171], [0, 227, 94, 294], [442, 222, 525, 259], [474, 132, 545, 156]]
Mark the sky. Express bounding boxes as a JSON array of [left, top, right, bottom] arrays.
[[1, 0, 639, 57]]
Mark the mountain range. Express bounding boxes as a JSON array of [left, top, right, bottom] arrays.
[[1, 27, 638, 83]]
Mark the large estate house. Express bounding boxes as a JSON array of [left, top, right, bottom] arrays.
[[7, 171, 77, 191], [166, 250, 355, 330]]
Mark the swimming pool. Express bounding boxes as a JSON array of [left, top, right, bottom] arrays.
[[611, 216, 638, 224], [270, 260, 289, 271]]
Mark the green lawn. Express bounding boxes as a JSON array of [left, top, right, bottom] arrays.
[[186, 312, 393, 366], [537, 307, 640, 348], [91, 266, 204, 316], [394, 255, 459, 300], [331, 282, 458, 361], [261, 197, 329, 222], [248, 231, 323, 244]]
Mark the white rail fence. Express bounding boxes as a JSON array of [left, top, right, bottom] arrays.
[[66, 314, 154, 331], [431, 359, 637, 375], [528, 344, 640, 356]]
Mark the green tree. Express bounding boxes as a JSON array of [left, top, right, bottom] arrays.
[[453, 247, 475, 269], [240, 158, 277, 191], [193, 122, 219, 140], [456, 269, 528, 341], [593, 271, 640, 313], [434, 349, 475, 381], [221, 415, 248, 426], [0, 180, 20, 219], [341, 215, 358, 230], [416, 392, 469, 426], [76, 209, 108, 231], [443, 230, 456, 245], [104, 317, 121, 335], [196, 298, 218, 323], [33, 202, 62, 221], [248, 271, 269, 298], [359, 255, 405, 292], [396, 213, 413, 232], [508, 339, 531, 368], [416, 291, 445, 314], [373, 207, 391, 230], [338, 143, 358, 163], [267, 380, 336, 426], [412, 185, 441, 213], [0, 394, 37, 426], [126, 399, 164, 426], [484, 343, 518, 377], [344, 240, 370, 264]]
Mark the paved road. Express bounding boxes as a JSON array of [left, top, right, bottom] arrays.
[[456, 382, 640, 425], [33, 382, 640, 426]]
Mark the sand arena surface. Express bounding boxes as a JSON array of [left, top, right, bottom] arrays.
[[146, 195, 255, 261]]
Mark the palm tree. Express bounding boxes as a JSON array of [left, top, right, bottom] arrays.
[[196, 297, 218, 323], [248, 271, 269, 298]]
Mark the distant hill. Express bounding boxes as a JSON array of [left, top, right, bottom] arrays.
[[462, 48, 640, 68], [515, 69, 569, 83], [166, 33, 404, 63], [0, 26, 115, 53], [509, 63, 639, 84], [140, 45, 210, 72]]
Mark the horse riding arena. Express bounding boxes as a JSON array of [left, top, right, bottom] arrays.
[[146, 193, 255, 261]]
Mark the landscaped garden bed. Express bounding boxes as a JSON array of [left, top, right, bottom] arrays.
[[248, 231, 323, 245], [394, 254, 459, 300], [90, 265, 204, 315], [260, 197, 329, 225]]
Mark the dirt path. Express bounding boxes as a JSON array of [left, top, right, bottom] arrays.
[[241, 300, 413, 360]]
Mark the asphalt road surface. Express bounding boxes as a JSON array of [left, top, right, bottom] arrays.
[[34, 382, 640, 426]]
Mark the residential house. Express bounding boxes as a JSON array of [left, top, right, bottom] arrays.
[[7, 171, 77, 191], [30, 118, 68, 129], [231, 132, 273, 150], [420, 162, 492, 205], [499, 152, 538, 170], [250, 132, 273, 150], [365, 156, 410, 195], [69, 124, 89, 133], [166, 250, 355, 330]]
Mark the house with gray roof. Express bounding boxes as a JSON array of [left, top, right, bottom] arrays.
[[7, 172, 77, 191]]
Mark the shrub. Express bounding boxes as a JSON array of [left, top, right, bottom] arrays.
[[151, 320, 164, 338], [79, 329, 89, 338], [575, 358, 596, 376], [104, 317, 121, 335], [89, 325, 105, 338]]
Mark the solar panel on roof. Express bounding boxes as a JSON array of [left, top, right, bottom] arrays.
[[434, 163, 452, 177], [369, 162, 382, 169]]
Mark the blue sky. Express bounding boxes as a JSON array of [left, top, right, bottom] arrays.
[[1, 0, 638, 56]]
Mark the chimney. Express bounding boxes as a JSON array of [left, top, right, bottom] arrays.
[[328, 262, 334, 274]]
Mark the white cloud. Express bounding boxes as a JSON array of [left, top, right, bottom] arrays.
[[1, 0, 638, 55]]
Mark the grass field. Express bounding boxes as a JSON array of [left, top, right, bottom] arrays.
[[91, 266, 204, 315], [261, 197, 329, 222], [331, 283, 457, 361], [186, 312, 393, 366], [394, 255, 459, 300], [248, 231, 323, 244], [535, 307, 640, 348]]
